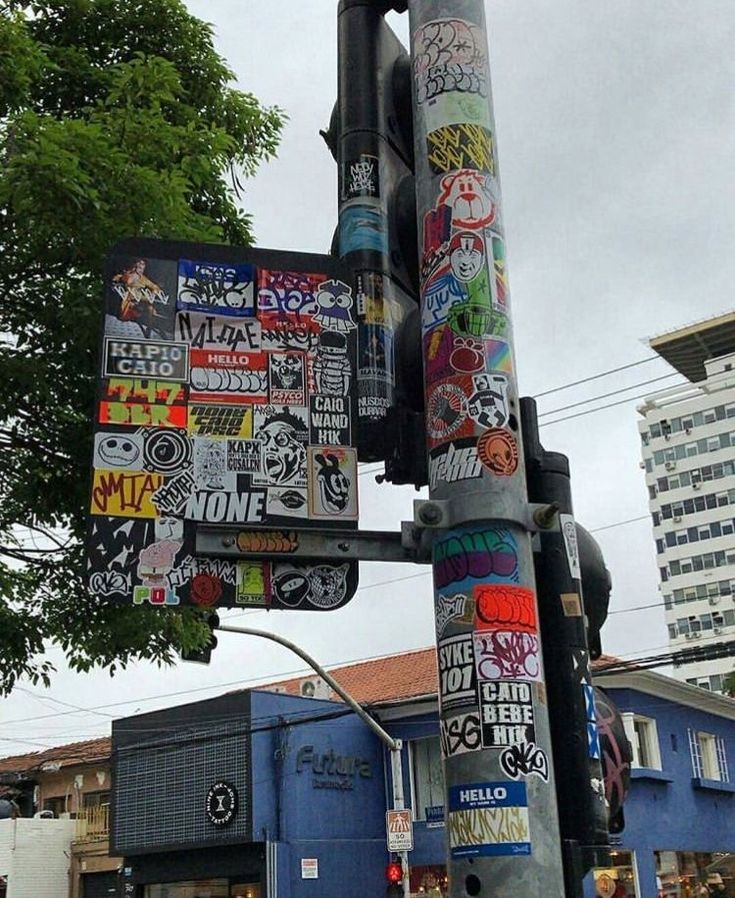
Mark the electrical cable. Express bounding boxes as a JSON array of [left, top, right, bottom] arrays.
[[532, 355, 662, 398], [540, 382, 690, 427], [537, 371, 681, 418]]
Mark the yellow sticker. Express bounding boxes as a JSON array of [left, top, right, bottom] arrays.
[[90, 469, 163, 518]]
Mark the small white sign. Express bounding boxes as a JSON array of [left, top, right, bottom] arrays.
[[386, 808, 414, 851], [559, 513, 582, 581], [301, 858, 319, 880]]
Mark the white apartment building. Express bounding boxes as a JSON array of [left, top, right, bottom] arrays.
[[638, 313, 735, 693]]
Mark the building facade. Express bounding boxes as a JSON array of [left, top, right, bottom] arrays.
[[638, 313, 735, 691]]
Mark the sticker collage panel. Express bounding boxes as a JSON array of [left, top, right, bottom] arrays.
[[87, 246, 359, 611]]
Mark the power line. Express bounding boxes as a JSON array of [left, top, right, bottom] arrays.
[[532, 355, 662, 399], [537, 372, 680, 418], [589, 515, 649, 534], [540, 382, 690, 427]]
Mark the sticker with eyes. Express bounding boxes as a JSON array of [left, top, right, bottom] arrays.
[[313, 279, 357, 333], [93, 431, 144, 470]]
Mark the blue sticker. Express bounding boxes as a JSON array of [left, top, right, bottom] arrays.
[[177, 259, 255, 317], [583, 683, 600, 758], [339, 206, 388, 254], [448, 782, 530, 858]]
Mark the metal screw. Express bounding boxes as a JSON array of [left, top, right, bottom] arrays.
[[533, 502, 560, 529], [337, 542, 351, 553], [222, 535, 236, 548]]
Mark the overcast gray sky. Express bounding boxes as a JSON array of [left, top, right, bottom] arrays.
[[3, 0, 735, 754]]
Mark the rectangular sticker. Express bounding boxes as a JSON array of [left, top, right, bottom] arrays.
[[175, 310, 260, 351], [177, 259, 255, 317], [99, 401, 187, 429], [90, 470, 163, 518], [438, 633, 477, 710], [473, 631, 542, 683], [269, 353, 306, 404], [188, 404, 252, 438], [307, 447, 358, 521], [559, 514, 582, 580], [102, 338, 189, 382], [309, 395, 351, 446], [479, 681, 535, 748], [448, 781, 530, 858], [102, 378, 187, 406]]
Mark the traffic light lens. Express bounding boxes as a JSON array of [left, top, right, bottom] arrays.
[[385, 862, 402, 883]]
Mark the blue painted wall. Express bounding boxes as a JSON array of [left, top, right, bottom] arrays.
[[250, 690, 388, 898]]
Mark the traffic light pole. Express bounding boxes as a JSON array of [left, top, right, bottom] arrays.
[[216, 624, 411, 897], [407, 2, 566, 896]]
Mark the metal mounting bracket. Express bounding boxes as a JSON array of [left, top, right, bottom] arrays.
[[413, 497, 560, 532]]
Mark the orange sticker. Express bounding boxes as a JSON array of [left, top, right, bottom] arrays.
[[477, 427, 518, 476], [99, 402, 187, 428]]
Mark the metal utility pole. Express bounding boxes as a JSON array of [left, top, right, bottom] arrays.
[[408, 3, 566, 896], [217, 625, 411, 897]]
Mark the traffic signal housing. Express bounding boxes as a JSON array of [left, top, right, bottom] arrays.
[[180, 611, 219, 665], [385, 859, 404, 898]]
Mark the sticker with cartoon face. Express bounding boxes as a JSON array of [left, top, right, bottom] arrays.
[[94, 432, 145, 470], [253, 406, 308, 488], [313, 279, 357, 333], [449, 231, 485, 282]]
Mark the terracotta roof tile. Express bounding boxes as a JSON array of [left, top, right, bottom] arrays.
[[0, 737, 111, 775]]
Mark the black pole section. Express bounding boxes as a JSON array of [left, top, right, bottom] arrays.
[[520, 397, 610, 897]]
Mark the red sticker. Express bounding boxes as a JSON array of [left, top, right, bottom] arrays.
[[475, 584, 537, 633]]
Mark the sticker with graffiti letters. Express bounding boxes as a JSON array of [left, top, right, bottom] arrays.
[[90, 471, 163, 519], [269, 353, 306, 405], [427, 124, 494, 175], [177, 259, 255, 317], [428, 438, 483, 490], [342, 154, 380, 200], [175, 310, 260, 353], [188, 404, 252, 438], [102, 338, 189, 382], [499, 743, 549, 783], [99, 401, 187, 429], [236, 530, 299, 554], [474, 584, 537, 633], [413, 18, 488, 105], [434, 526, 519, 592], [473, 630, 542, 683], [440, 711, 482, 758], [435, 592, 475, 637], [447, 781, 530, 858]]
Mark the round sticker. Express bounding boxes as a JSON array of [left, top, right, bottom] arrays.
[[477, 427, 518, 476], [427, 382, 468, 441], [205, 781, 238, 826]]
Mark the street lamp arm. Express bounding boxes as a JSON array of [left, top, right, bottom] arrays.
[[216, 624, 400, 751]]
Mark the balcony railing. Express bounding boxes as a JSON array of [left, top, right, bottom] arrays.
[[73, 805, 109, 842]]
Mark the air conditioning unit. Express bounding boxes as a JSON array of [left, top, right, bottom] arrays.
[[674, 515, 683, 523], [684, 632, 693, 639], [299, 677, 331, 700], [665, 434, 671, 441], [709, 596, 720, 606], [692, 631, 702, 639], [714, 626, 723, 635], [692, 482, 701, 490], [685, 428, 692, 435], [639, 461, 647, 469], [665, 461, 676, 471]]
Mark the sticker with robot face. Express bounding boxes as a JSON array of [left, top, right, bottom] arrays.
[[467, 374, 510, 429], [93, 431, 145, 470], [253, 405, 308, 488], [308, 447, 358, 521], [268, 352, 305, 404]]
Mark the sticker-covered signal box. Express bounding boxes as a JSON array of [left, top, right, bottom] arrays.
[[86, 238, 359, 611]]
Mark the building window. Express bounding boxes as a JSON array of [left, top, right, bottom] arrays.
[[592, 850, 640, 897], [42, 796, 67, 817], [656, 850, 733, 897], [82, 790, 110, 808], [411, 737, 444, 822], [688, 729, 729, 782], [622, 714, 662, 769]]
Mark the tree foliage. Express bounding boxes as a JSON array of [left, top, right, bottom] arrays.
[[0, 0, 284, 692]]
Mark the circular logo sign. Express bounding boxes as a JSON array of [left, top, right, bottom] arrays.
[[477, 427, 519, 476], [205, 781, 238, 827]]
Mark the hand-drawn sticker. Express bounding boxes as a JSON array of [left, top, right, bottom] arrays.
[[193, 437, 235, 491], [427, 379, 472, 446], [423, 91, 491, 134], [447, 781, 530, 858], [423, 203, 453, 261], [559, 514, 582, 580], [99, 400, 187, 429], [227, 439, 261, 474], [435, 592, 474, 637], [421, 268, 465, 333], [413, 17, 488, 105], [267, 487, 308, 519], [446, 298, 493, 339], [428, 438, 483, 490], [313, 279, 356, 333], [268, 353, 305, 404], [479, 680, 535, 748], [339, 205, 388, 255], [484, 338, 513, 373], [177, 259, 255, 317], [106, 256, 175, 341], [499, 743, 549, 783], [434, 526, 519, 592], [133, 585, 179, 606], [176, 311, 260, 353], [474, 584, 537, 633], [427, 125, 494, 176], [189, 365, 268, 405], [165, 555, 236, 591], [90, 470, 163, 519], [151, 470, 195, 517], [185, 487, 267, 524], [188, 404, 252, 438], [137, 539, 182, 588], [94, 432, 145, 470], [473, 630, 542, 683], [237, 530, 299, 554], [236, 561, 270, 606], [143, 428, 192, 475], [89, 569, 131, 597], [102, 338, 189, 382], [437, 632, 478, 710], [342, 153, 380, 200], [477, 428, 518, 476], [308, 447, 358, 520], [261, 321, 320, 354], [467, 374, 509, 429], [437, 170, 496, 231], [440, 710, 482, 758], [253, 406, 308, 488], [313, 331, 352, 395]]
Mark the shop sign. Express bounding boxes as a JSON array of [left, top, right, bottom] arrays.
[[425, 805, 445, 828], [205, 780, 238, 826], [295, 744, 372, 791]]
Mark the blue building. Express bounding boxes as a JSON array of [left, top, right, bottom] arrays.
[[108, 648, 735, 898]]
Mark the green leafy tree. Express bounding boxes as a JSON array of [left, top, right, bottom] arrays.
[[0, 0, 284, 692]]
